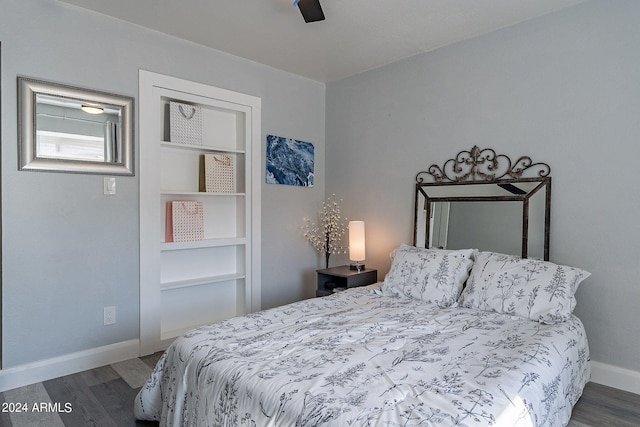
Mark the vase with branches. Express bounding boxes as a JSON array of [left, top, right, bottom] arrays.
[[302, 194, 348, 268]]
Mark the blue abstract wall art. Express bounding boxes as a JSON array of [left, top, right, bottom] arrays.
[[266, 135, 314, 187]]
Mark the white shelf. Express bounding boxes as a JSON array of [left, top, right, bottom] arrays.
[[139, 70, 261, 356], [161, 191, 245, 197], [161, 140, 245, 154], [161, 273, 246, 291], [161, 237, 247, 251]]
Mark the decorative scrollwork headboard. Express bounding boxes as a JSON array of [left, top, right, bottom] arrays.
[[416, 145, 551, 184], [414, 146, 551, 260]]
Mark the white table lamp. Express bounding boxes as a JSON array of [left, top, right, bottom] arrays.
[[349, 221, 366, 271]]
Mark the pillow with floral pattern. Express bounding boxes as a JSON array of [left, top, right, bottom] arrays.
[[458, 251, 590, 324], [381, 244, 474, 307]]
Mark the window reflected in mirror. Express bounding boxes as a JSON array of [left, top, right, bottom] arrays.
[[35, 94, 123, 163]]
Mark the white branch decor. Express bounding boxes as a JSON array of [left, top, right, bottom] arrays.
[[302, 194, 348, 268]]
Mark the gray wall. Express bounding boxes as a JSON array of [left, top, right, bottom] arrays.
[[1, 0, 323, 367], [326, 0, 640, 373]]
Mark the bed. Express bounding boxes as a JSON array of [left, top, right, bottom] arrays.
[[134, 246, 590, 426], [135, 147, 590, 426]]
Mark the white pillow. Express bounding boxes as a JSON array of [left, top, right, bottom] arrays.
[[381, 244, 474, 307], [458, 251, 590, 324]]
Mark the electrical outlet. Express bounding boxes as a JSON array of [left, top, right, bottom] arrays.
[[104, 306, 116, 325]]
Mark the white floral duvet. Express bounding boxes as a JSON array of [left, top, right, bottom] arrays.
[[134, 285, 589, 426]]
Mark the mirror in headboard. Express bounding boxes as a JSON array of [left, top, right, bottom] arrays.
[[414, 146, 551, 260]]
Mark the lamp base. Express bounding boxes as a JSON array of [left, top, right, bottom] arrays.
[[349, 263, 365, 272]]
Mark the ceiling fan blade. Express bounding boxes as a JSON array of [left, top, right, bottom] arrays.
[[295, 0, 325, 23]]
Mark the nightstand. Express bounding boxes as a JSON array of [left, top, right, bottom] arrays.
[[316, 265, 378, 297]]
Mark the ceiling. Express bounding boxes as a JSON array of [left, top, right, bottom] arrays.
[[58, 0, 587, 83]]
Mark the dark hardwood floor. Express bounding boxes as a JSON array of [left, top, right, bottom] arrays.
[[1, 354, 639, 426], [0, 353, 163, 427], [569, 382, 640, 427]]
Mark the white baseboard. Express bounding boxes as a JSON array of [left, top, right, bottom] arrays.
[[0, 339, 140, 393], [590, 360, 640, 395]]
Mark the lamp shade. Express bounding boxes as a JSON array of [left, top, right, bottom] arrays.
[[349, 221, 366, 262]]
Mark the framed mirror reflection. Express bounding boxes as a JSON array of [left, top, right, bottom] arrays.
[[18, 77, 134, 175], [413, 146, 551, 260]]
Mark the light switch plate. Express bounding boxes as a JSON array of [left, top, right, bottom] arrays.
[[104, 177, 116, 195]]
